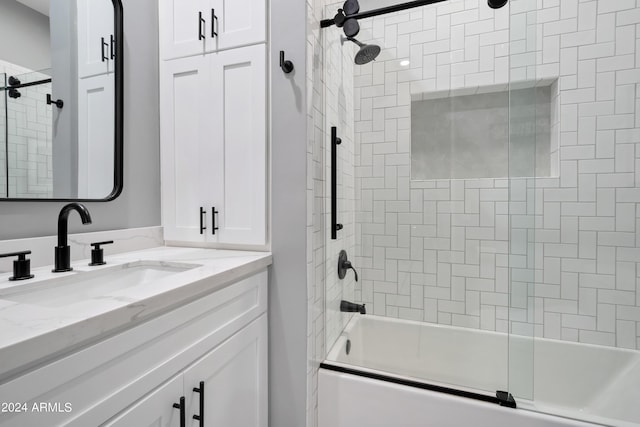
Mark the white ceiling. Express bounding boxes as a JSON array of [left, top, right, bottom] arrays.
[[15, 0, 49, 16]]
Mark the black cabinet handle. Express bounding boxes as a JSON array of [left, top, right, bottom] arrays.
[[211, 9, 219, 38], [331, 126, 343, 239], [198, 11, 206, 40], [199, 207, 207, 234], [192, 381, 205, 426], [110, 34, 116, 59], [172, 396, 185, 427], [101, 37, 109, 62], [211, 207, 219, 235]]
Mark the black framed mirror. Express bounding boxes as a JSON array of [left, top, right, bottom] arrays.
[[0, 0, 123, 201]]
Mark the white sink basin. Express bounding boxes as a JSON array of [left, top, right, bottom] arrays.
[[0, 261, 200, 308]]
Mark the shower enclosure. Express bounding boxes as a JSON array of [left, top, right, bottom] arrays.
[[0, 68, 54, 198], [318, 0, 640, 425]]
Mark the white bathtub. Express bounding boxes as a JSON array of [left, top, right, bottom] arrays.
[[319, 315, 640, 427]]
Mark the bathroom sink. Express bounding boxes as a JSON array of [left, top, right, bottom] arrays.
[[0, 261, 200, 308]]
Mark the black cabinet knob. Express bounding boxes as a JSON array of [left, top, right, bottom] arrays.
[[0, 250, 35, 281]]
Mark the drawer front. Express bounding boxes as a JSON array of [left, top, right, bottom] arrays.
[[0, 270, 267, 427]]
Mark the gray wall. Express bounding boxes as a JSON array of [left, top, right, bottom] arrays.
[[269, 0, 309, 426], [0, 0, 51, 71], [0, 0, 161, 240], [50, 2, 78, 197]]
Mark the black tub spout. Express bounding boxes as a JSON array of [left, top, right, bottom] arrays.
[[341, 300, 366, 314]]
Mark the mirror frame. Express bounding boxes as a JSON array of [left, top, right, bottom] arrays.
[[2, 0, 124, 202]]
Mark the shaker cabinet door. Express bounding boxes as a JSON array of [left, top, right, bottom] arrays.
[[159, 0, 211, 60], [77, 73, 115, 199], [206, 44, 266, 245], [210, 0, 266, 51], [160, 0, 265, 60], [77, 0, 115, 78], [183, 315, 267, 427], [160, 55, 212, 242], [103, 375, 183, 427]]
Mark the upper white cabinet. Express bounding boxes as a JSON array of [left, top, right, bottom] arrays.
[[160, 44, 266, 246], [77, 0, 115, 78], [160, 0, 266, 60]]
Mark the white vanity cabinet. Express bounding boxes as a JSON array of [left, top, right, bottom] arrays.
[[160, 44, 267, 247], [0, 270, 268, 427], [102, 375, 183, 427], [105, 317, 267, 427], [159, 0, 266, 60]]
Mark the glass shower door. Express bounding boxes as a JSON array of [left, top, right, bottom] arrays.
[[0, 73, 6, 197], [322, 0, 517, 400], [506, 0, 538, 405], [508, 0, 640, 425]]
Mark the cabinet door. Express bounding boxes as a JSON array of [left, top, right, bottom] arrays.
[[160, 56, 212, 242], [103, 375, 184, 427], [78, 73, 115, 199], [210, 0, 266, 51], [207, 44, 266, 245], [159, 0, 211, 60], [77, 0, 114, 78], [183, 315, 267, 427]]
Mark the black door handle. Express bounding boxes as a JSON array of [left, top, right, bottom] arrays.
[[200, 207, 207, 234], [211, 207, 219, 235], [172, 396, 185, 427], [211, 9, 218, 38], [101, 37, 109, 62], [192, 381, 205, 426], [198, 11, 206, 40], [110, 34, 116, 59]]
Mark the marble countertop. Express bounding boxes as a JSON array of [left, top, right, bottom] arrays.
[[0, 246, 272, 381]]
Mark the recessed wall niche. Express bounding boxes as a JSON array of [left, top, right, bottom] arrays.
[[411, 81, 558, 180]]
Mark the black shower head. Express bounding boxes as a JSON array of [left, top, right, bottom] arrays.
[[341, 36, 381, 65], [488, 0, 508, 8]]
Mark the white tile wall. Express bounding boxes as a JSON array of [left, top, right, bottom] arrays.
[[0, 59, 53, 198], [307, 1, 327, 426], [349, 0, 640, 350], [307, 2, 358, 425]]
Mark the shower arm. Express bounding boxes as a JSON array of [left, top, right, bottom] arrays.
[[320, 0, 448, 28], [344, 37, 365, 48]]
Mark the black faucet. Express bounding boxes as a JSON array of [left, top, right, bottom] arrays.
[[53, 203, 92, 272], [338, 250, 358, 282], [341, 300, 366, 314]]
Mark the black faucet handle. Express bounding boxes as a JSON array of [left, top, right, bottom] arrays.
[[338, 250, 359, 282], [0, 250, 35, 281], [345, 261, 359, 282], [91, 240, 114, 248], [89, 241, 114, 266]]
